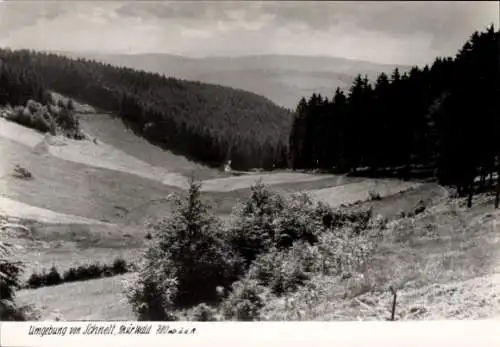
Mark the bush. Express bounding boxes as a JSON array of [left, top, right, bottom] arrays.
[[12, 165, 33, 180], [27, 272, 43, 289], [45, 266, 62, 286], [247, 243, 320, 296], [112, 258, 128, 275], [75, 265, 91, 280], [414, 200, 427, 215], [102, 264, 114, 277], [124, 254, 179, 321], [273, 193, 326, 247], [4, 99, 83, 139], [316, 230, 374, 276], [0, 241, 29, 321], [62, 268, 77, 282], [87, 263, 104, 278], [369, 189, 382, 200], [125, 179, 243, 320], [221, 279, 268, 321], [230, 181, 286, 263], [333, 207, 373, 234], [229, 184, 341, 265], [5, 102, 53, 134], [190, 303, 218, 321]]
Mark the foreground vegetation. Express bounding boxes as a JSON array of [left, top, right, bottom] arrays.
[[0, 242, 36, 320], [121, 179, 499, 321], [124, 179, 383, 321]]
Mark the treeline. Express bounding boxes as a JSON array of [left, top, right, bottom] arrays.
[[0, 49, 292, 170], [289, 26, 500, 201], [0, 58, 52, 106], [26, 258, 132, 290]]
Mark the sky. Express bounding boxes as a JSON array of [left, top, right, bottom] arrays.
[[0, 1, 498, 66]]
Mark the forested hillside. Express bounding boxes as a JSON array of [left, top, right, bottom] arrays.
[[289, 26, 499, 201], [0, 58, 52, 106], [0, 49, 292, 170]]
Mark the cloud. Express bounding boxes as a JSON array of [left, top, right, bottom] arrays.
[[0, 1, 497, 65], [0, 1, 69, 36], [116, 1, 236, 21]]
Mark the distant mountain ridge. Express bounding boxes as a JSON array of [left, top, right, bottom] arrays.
[[55, 51, 411, 109]]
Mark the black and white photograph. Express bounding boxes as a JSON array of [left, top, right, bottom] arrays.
[[0, 0, 499, 323]]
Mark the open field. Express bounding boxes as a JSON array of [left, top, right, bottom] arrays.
[[342, 183, 451, 221], [17, 275, 135, 321], [0, 134, 182, 226], [200, 172, 347, 192], [0, 196, 109, 225], [79, 113, 221, 181], [0, 117, 189, 189], [306, 179, 421, 209]]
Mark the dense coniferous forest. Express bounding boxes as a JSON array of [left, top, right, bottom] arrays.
[[0, 49, 292, 170], [289, 26, 500, 202], [0, 58, 53, 106]]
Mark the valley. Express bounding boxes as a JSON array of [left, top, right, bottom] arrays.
[[2, 103, 499, 321], [1, 19, 499, 323]]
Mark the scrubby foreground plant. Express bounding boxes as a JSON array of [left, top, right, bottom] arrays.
[[124, 178, 242, 320], [221, 183, 381, 321], [0, 241, 38, 321], [125, 181, 384, 321]]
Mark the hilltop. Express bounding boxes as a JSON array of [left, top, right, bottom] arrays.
[[56, 52, 410, 109]]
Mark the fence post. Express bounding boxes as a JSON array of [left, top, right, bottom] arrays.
[[389, 286, 397, 321]]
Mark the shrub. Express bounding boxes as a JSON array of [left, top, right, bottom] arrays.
[[247, 243, 320, 296], [316, 230, 374, 276], [221, 279, 268, 321], [414, 200, 427, 215], [87, 263, 104, 278], [124, 253, 179, 321], [27, 272, 43, 289], [333, 207, 373, 234], [4, 99, 83, 139], [0, 241, 28, 321], [75, 265, 91, 280], [230, 181, 286, 263], [125, 179, 243, 320], [229, 184, 342, 265], [102, 264, 114, 277], [112, 258, 128, 275], [369, 189, 382, 200], [12, 165, 33, 180], [273, 193, 327, 247], [5, 102, 54, 134], [190, 303, 218, 321], [45, 266, 62, 286], [62, 268, 77, 282]]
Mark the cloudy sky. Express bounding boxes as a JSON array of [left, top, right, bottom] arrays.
[[0, 1, 497, 65]]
